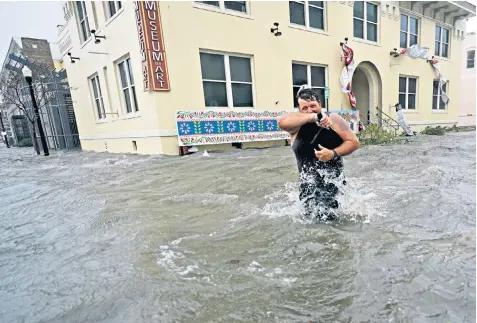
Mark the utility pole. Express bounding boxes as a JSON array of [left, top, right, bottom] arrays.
[[0, 108, 10, 148], [22, 67, 49, 156]]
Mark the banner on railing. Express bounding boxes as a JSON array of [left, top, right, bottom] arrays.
[[339, 42, 357, 110], [391, 44, 449, 104]]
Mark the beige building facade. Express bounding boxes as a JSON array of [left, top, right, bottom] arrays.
[[57, 1, 475, 155], [459, 29, 476, 126]]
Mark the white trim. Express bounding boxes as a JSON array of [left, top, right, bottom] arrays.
[[399, 75, 418, 111], [353, 1, 379, 44], [447, 1, 476, 15], [432, 79, 448, 111], [199, 50, 255, 109], [289, 1, 326, 32], [88, 73, 106, 121], [80, 36, 92, 49], [435, 24, 451, 59], [289, 23, 329, 36], [80, 130, 177, 140], [353, 38, 381, 47], [466, 49, 475, 68], [75, 1, 92, 44], [291, 61, 328, 109], [121, 114, 141, 120], [399, 13, 420, 48], [105, 7, 124, 26], [407, 120, 457, 125], [116, 56, 139, 115], [399, 8, 453, 29], [193, 2, 253, 20]]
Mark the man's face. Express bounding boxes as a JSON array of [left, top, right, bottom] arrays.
[[298, 98, 321, 114]]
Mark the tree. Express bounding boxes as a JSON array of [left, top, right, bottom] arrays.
[[0, 70, 54, 154]]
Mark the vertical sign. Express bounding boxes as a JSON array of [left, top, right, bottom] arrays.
[[135, 1, 170, 91], [134, 1, 149, 91]]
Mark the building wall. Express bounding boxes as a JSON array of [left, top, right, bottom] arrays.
[[20, 38, 55, 69], [59, 1, 472, 156], [459, 31, 476, 126], [61, 1, 167, 155]]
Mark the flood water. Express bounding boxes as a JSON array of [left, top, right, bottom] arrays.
[[0, 131, 475, 323]]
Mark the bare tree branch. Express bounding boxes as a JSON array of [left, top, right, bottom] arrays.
[[0, 70, 56, 125]]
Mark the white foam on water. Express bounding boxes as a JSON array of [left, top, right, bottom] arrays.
[[247, 261, 265, 272], [157, 245, 200, 277], [164, 193, 239, 205], [260, 167, 388, 224], [265, 267, 283, 278], [178, 265, 199, 276], [282, 277, 298, 286]]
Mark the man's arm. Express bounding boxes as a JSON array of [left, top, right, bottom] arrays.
[[330, 113, 360, 157], [278, 112, 316, 135]]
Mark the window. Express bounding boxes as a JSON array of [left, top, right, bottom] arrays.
[[400, 14, 418, 48], [435, 26, 449, 58], [200, 52, 254, 108], [117, 58, 139, 113], [106, 1, 122, 19], [467, 50, 475, 68], [289, 1, 325, 30], [432, 80, 448, 110], [195, 1, 248, 14], [398, 76, 417, 110], [75, 1, 91, 43], [353, 1, 378, 42], [90, 75, 106, 119], [292, 63, 327, 108]]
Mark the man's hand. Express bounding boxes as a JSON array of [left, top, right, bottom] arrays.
[[314, 144, 334, 162], [318, 114, 333, 129]]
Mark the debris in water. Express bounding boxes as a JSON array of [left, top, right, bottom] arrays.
[[202, 150, 210, 157], [229, 259, 240, 264]]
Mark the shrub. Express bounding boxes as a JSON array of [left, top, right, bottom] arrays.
[[421, 126, 445, 135], [18, 137, 33, 147], [358, 124, 396, 145]]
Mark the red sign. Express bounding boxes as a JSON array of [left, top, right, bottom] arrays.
[[135, 1, 170, 91]]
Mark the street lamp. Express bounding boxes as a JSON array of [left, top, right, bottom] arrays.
[[22, 66, 49, 156]]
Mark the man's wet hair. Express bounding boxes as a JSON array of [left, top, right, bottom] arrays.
[[296, 85, 321, 104]]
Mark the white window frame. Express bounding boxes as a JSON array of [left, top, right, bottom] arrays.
[[89, 74, 106, 120], [400, 14, 419, 49], [117, 57, 139, 115], [398, 76, 418, 110], [435, 25, 450, 58], [353, 1, 379, 43], [289, 1, 326, 31], [467, 49, 475, 69], [292, 62, 328, 109], [75, 1, 91, 43], [432, 80, 448, 111], [104, 1, 123, 21], [193, 1, 250, 17], [199, 50, 255, 109]]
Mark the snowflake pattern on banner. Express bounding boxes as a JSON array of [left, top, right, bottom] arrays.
[[175, 110, 290, 146]]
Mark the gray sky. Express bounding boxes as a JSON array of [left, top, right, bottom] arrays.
[[0, 1, 64, 66]]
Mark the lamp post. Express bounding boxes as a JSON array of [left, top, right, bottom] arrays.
[[0, 107, 10, 148], [22, 66, 49, 156]]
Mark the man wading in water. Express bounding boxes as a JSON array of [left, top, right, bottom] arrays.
[[278, 86, 360, 220]]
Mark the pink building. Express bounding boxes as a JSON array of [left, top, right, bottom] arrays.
[[459, 30, 476, 126]]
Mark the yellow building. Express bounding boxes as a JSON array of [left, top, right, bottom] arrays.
[[57, 1, 475, 155]]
